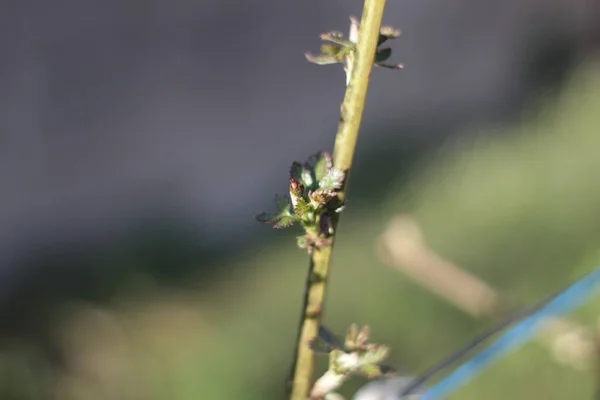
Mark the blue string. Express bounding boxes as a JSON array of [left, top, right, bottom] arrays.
[[419, 267, 600, 400]]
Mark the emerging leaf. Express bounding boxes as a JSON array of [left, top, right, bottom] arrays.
[[305, 152, 322, 169], [355, 364, 383, 379], [375, 48, 392, 63], [329, 349, 348, 371], [273, 215, 297, 229], [309, 189, 336, 207], [380, 25, 401, 39], [326, 31, 344, 39], [310, 324, 393, 399], [335, 352, 361, 373], [377, 35, 388, 47], [360, 344, 389, 365], [290, 162, 304, 182], [377, 26, 401, 47], [289, 161, 314, 188], [275, 194, 291, 213], [319, 168, 345, 191], [255, 194, 297, 229], [376, 62, 404, 70], [255, 211, 297, 229], [313, 152, 333, 182], [306, 16, 402, 81], [345, 324, 359, 350], [257, 152, 346, 248], [289, 178, 305, 211], [321, 44, 343, 56], [335, 46, 354, 62], [255, 212, 283, 224], [305, 52, 339, 65], [292, 198, 310, 217], [356, 325, 370, 348], [320, 32, 352, 46], [301, 166, 314, 187], [304, 153, 321, 187]]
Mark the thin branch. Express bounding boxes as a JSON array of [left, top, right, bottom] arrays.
[[287, 0, 388, 398]]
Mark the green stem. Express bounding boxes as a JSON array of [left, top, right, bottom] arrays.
[[288, 0, 388, 398]]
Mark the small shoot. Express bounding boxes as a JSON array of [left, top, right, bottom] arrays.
[[255, 151, 346, 253], [309, 324, 396, 400], [305, 16, 403, 85]]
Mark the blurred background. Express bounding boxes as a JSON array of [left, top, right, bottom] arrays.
[[1, 0, 600, 399]]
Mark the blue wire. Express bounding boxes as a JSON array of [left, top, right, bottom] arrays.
[[419, 267, 600, 400]]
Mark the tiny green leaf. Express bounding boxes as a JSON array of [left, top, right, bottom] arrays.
[[293, 198, 311, 217], [377, 34, 389, 47], [305, 152, 322, 171], [313, 152, 333, 182], [309, 324, 394, 398], [345, 324, 358, 350], [255, 212, 283, 224], [325, 31, 344, 39], [320, 32, 352, 47], [329, 349, 346, 371], [305, 52, 339, 65], [275, 194, 291, 212], [355, 364, 383, 379], [301, 166, 314, 187], [319, 168, 345, 191], [376, 62, 404, 70], [255, 194, 298, 229], [360, 345, 389, 365], [290, 178, 304, 198], [321, 44, 343, 56], [290, 178, 310, 217], [290, 162, 304, 181], [380, 25, 401, 39], [356, 325, 370, 348], [335, 45, 354, 62], [273, 215, 297, 229], [309, 189, 336, 206], [375, 47, 392, 63]]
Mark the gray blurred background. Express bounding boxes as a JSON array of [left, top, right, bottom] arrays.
[[1, 0, 600, 399]]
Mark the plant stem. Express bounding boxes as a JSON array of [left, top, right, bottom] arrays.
[[288, 0, 388, 399]]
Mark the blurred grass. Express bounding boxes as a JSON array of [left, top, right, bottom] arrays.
[[3, 59, 600, 400]]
